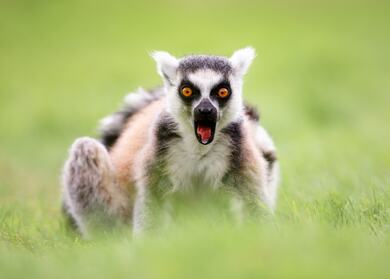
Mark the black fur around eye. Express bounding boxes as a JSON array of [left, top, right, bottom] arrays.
[[210, 81, 232, 107], [178, 81, 200, 105]]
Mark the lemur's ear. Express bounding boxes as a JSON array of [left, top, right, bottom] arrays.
[[151, 51, 179, 85], [230, 47, 256, 77]]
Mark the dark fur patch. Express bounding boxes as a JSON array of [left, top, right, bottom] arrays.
[[210, 80, 232, 108], [263, 150, 277, 172], [244, 104, 260, 122], [178, 55, 232, 77], [178, 80, 202, 106], [221, 121, 243, 172], [101, 132, 120, 150], [155, 112, 181, 156]]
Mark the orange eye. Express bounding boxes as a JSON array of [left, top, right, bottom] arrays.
[[181, 87, 193, 97], [217, 88, 229, 98]]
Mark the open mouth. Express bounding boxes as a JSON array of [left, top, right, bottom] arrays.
[[194, 120, 216, 145]]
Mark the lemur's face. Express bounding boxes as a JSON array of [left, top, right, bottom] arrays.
[[176, 68, 230, 145], [153, 48, 255, 145]]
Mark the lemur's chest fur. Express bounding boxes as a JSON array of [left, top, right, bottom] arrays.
[[164, 137, 231, 191], [154, 112, 242, 192]]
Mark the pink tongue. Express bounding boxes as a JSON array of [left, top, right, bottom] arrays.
[[197, 125, 212, 144]]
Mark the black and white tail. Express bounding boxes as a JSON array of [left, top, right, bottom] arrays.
[[99, 87, 164, 149]]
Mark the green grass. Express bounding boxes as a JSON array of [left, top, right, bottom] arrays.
[[1, 0, 390, 278]]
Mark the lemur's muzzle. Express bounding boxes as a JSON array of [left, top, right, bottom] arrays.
[[193, 99, 217, 145]]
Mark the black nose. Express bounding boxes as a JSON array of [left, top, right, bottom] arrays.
[[198, 106, 212, 114], [194, 99, 218, 122], [195, 100, 215, 115]]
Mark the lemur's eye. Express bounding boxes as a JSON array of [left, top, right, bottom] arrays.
[[217, 88, 229, 98], [181, 87, 193, 97]]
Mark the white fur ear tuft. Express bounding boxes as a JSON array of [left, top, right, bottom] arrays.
[[151, 51, 179, 85], [230, 47, 256, 77]]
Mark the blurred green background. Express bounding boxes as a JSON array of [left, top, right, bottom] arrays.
[[0, 0, 389, 278]]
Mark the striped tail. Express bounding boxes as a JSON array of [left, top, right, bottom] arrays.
[[99, 87, 164, 149]]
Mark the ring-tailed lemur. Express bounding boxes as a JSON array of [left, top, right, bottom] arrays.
[[62, 47, 279, 235]]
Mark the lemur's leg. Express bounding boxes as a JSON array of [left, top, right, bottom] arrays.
[[132, 178, 164, 235], [132, 181, 149, 235], [229, 185, 268, 224], [62, 137, 131, 235], [133, 170, 173, 235], [228, 165, 275, 224]]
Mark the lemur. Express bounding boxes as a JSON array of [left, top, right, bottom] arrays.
[[62, 47, 279, 235]]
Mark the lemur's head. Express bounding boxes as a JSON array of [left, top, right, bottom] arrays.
[[152, 47, 255, 145]]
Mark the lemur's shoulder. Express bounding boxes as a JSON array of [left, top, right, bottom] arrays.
[[222, 111, 276, 177]]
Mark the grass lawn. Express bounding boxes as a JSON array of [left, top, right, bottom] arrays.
[[0, 0, 389, 278]]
